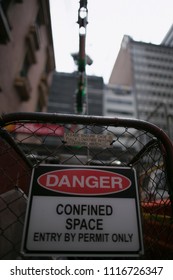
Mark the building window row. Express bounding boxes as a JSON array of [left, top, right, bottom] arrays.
[[134, 68, 173, 80], [145, 45, 173, 55], [133, 57, 173, 71], [135, 78, 173, 89], [145, 54, 173, 63], [106, 98, 133, 105], [107, 110, 134, 116], [137, 90, 173, 99], [133, 43, 173, 57], [133, 54, 173, 66], [134, 75, 173, 88], [136, 85, 173, 96], [108, 88, 132, 95], [132, 49, 173, 63]]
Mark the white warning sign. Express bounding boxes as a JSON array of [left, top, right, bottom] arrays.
[[21, 165, 144, 257], [64, 133, 113, 147]]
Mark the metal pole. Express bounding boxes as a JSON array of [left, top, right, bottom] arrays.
[[76, 0, 88, 114]]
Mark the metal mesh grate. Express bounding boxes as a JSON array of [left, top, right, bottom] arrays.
[[0, 113, 173, 259]]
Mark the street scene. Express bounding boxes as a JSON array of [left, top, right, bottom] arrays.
[[0, 0, 173, 261]]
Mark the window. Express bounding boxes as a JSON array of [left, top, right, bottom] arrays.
[[14, 52, 32, 101], [14, 75, 31, 101], [26, 24, 40, 64], [36, 75, 49, 111], [28, 24, 40, 50], [36, 90, 46, 112], [0, 3, 11, 44], [37, 0, 49, 25], [20, 53, 30, 77], [45, 46, 55, 73]]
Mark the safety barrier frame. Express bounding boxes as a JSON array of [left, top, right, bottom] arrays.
[[0, 112, 173, 259]]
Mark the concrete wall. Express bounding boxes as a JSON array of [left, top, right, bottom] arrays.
[[109, 41, 133, 87]]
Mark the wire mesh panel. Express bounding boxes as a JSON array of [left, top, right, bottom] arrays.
[[0, 113, 173, 259]]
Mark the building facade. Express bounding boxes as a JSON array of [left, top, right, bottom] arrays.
[[109, 34, 173, 137], [162, 24, 173, 47], [0, 0, 55, 259], [104, 84, 135, 118], [48, 72, 104, 116], [0, 0, 55, 114], [103, 84, 135, 150]]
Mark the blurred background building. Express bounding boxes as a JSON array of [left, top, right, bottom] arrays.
[[1, 1, 173, 259], [48, 72, 104, 116], [0, 0, 55, 259], [109, 30, 173, 139], [1, 0, 173, 140], [162, 23, 173, 47], [0, 0, 55, 114], [104, 84, 135, 118]]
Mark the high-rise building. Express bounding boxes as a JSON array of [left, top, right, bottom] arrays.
[[103, 84, 136, 149], [109, 34, 173, 137], [104, 84, 135, 118], [48, 72, 104, 116], [46, 71, 104, 164], [162, 24, 173, 47]]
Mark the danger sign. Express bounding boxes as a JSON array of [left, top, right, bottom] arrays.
[[21, 165, 144, 257], [37, 168, 131, 195]]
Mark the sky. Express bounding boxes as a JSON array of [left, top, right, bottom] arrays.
[[50, 0, 173, 83]]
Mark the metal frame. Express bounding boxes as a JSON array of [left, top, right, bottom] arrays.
[[1, 112, 173, 203], [1, 112, 173, 259]]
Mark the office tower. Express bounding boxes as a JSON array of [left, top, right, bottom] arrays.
[[109, 34, 173, 137], [48, 72, 104, 116]]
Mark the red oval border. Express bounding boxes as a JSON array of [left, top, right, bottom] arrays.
[[37, 168, 131, 196]]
